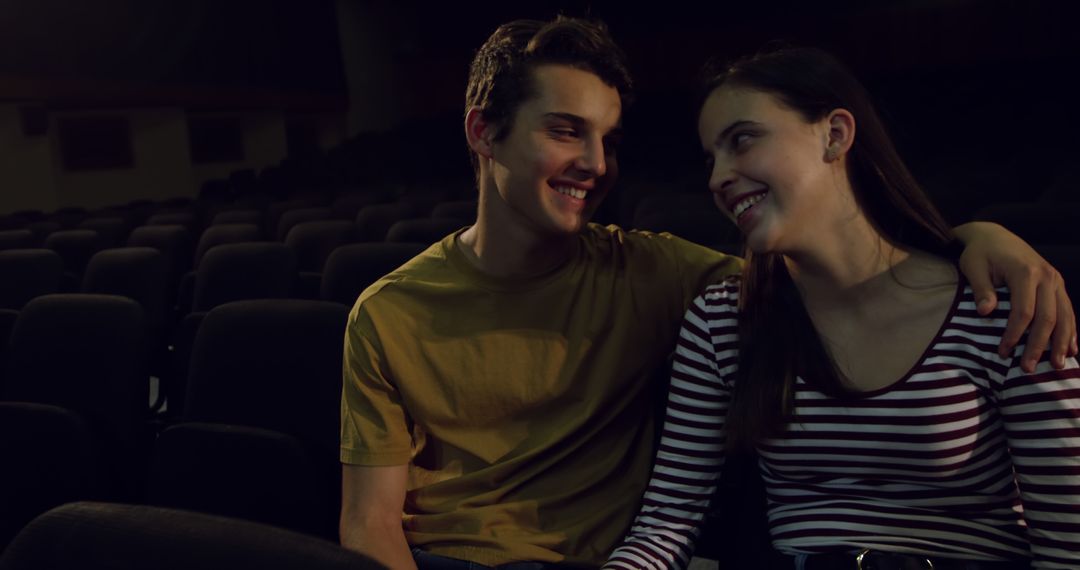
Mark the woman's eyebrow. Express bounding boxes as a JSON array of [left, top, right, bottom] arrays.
[[716, 119, 758, 145]]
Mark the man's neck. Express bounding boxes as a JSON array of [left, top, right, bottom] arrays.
[[456, 187, 579, 279]]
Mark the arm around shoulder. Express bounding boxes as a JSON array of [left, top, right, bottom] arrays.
[[340, 463, 416, 570]]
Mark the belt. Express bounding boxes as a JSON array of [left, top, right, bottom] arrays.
[[767, 549, 1031, 570]]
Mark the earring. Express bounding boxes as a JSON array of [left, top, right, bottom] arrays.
[[826, 147, 838, 161]]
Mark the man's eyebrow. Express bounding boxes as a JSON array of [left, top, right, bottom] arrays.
[[542, 112, 586, 126], [717, 120, 758, 144], [544, 112, 623, 137]]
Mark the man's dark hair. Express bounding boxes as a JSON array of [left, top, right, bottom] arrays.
[[464, 16, 633, 169]]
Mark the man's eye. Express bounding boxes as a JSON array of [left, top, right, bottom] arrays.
[[550, 128, 578, 138]]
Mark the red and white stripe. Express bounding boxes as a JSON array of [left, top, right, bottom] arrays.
[[605, 279, 1080, 570]]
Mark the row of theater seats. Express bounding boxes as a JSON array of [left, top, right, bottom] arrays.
[[0, 294, 350, 552], [0, 190, 434, 548], [0, 237, 428, 313], [0, 240, 427, 413], [0, 194, 476, 291], [14, 195, 1078, 322]]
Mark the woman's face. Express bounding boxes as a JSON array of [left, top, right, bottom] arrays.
[[698, 85, 843, 255]]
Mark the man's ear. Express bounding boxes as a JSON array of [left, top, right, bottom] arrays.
[[465, 107, 495, 159], [824, 108, 855, 162]]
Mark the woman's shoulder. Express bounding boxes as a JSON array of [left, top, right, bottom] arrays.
[[954, 283, 1012, 332], [683, 276, 743, 329], [698, 275, 743, 306]]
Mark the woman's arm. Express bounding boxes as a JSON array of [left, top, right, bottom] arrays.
[[995, 320, 1080, 568], [604, 285, 737, 570]]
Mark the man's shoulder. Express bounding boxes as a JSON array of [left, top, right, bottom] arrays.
[[582, 224, 742, 285], [352, 240, 455, 312], [584, 223, 731, 258]]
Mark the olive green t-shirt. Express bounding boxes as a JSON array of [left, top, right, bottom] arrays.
[[340, 223, 741, 567]]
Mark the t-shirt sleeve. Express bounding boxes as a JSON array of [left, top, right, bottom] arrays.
[[339, 300, 414, 466]]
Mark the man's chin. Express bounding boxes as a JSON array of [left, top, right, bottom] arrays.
[[543, 217, 590, 237]]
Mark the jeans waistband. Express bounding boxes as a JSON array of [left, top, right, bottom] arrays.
[[767, 549, 1030, 570], [411, 548, 567, 570]]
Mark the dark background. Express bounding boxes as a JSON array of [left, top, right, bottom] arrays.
[[1, 0, 1077, 222]]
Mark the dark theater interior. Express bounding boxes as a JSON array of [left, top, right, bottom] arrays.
[[0, 0, 1077, 568]]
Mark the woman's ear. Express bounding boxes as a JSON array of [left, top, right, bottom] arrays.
[[824, 108, 856, 162], [465, 107, 495, 159]]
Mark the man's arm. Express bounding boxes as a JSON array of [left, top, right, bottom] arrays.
[[955, 221, 1078, 372], [340, 464, 417, 570]]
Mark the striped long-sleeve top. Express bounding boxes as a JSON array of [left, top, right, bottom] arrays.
[[605, 278, 1080, 569]]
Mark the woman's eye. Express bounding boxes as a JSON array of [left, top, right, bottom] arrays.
[[732, 132, 752, 149]]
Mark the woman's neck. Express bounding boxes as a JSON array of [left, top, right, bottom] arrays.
[[783, 214, 954, 316]]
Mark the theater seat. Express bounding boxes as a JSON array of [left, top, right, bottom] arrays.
[[320, 243, 426, 306], [385, 218, 466, 244], [191, 243, 297, 312], [0, 250, 63, 310], [276, 207, 333, 242], [285, 220, 358, 273], [285, 221, 359, 299], [210, 209, 263, 228], [193, 224, 263, 268], [355, 203, 413, 242], [0, 402, 100, 551], [76, 217, 130, 248], [126, 224, 195, 288], [175, 300, 349, 537], [0, 502, 381, 570], [1, 294, 148, 499], [43, 229, 104, 288], [148, 422, 332, 538], [430, 200, 478, 224], [0, 230, 36, 251], [183, 299, 347, 454], [82, 248, 169, 334]]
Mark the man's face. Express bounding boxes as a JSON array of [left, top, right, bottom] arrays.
[[486, 64, 622, 237]]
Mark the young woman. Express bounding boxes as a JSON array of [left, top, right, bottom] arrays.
[[605, 47, 1080, 570]]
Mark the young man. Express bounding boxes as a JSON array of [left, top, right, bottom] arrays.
[[340, 16, 1075, 569]]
